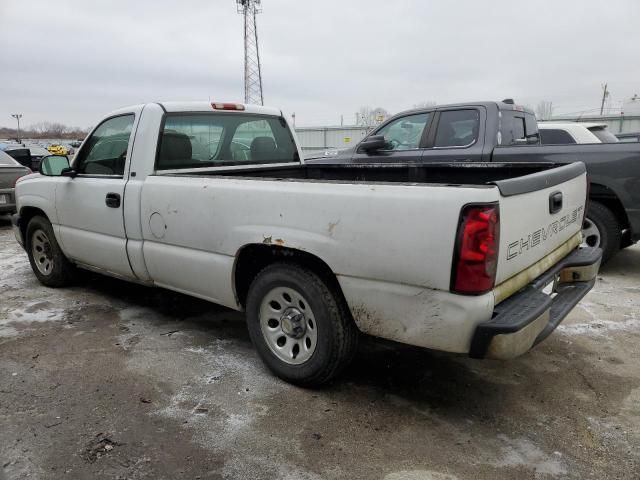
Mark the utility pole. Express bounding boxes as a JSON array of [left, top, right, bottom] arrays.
[[291, 112, 296, 127], [11, 114, 22, 141], [236, 0, 264, 105], [600, 83, 609, 115]]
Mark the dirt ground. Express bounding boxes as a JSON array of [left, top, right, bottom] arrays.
[[0, 215, 638, 480]]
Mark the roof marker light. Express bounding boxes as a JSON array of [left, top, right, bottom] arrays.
[[211, 103, 246, 111]]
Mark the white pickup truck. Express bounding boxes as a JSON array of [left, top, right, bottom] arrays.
[[12, 101, 601, 386]]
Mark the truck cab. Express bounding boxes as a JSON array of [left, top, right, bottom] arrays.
[[312, 100, 539, 165]]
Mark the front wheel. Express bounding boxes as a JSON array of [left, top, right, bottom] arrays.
[[245, 263, 358, 387], [26, 216, 76, 287]]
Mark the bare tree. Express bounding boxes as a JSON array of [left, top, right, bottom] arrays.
[[30, 122, 51, 135], [356, 106, 391, 128], [47, 122, 66, 138], [536, 101, 554, 121], [4, 121, 90, 140]]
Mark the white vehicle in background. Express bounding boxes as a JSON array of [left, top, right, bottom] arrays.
[[538, 122, 619, 144], [12, 101, 601, 386]]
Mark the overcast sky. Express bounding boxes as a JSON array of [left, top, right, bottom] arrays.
[[1, 0, 638, 128]]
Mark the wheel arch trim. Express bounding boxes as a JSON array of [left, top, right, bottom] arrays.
[[232, 243, 345, 309]]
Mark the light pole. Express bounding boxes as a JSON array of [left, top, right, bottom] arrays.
[[11, 114, 23, 142]]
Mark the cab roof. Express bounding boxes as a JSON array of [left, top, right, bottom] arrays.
[[388, 100, 535, 119], [104, 102, 283, 118], [159, 101, 282, 116]]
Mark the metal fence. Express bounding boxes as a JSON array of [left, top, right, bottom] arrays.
[[294, 126, 371, 157]]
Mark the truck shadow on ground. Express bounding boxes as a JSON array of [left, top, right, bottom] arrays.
[[74, 267, 610, 425], [74, 269, 503, 404]]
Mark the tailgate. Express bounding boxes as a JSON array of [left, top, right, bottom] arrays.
[[493, 163, 587, 286]]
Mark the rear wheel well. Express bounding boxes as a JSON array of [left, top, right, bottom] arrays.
[[234, 244, 344, 309], [19, 207, 48, 242], [589, 183, 630, 245]]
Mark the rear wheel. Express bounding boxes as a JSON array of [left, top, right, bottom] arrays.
[[582, 201, 620, 264], [246, 263, 358, 387], [26, 216, 76, 287]]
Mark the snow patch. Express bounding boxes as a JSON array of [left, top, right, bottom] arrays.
[[152, 341, 298, 475], [0, 301, 65, 338], [384, 471, 459, 480], [493, 434, 566, 477], [558, 315, 640, 336]]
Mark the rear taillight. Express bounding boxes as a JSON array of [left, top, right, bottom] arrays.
[[451, 204, 500, 294]]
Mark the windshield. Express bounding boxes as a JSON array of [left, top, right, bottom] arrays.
[[588, 126, 618, 143]]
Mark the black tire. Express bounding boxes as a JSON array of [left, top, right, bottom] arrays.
[[584, 201, 620, 264], [245, 263, 358, 387], [26, 215, 76, 287]]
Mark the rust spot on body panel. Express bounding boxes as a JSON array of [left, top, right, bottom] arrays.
[[327, 220, 340, 236]]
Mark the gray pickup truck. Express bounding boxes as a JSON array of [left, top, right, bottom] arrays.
[[310, 100, 640, 263]]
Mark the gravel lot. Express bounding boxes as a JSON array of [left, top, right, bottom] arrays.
[[1, 214, 639, 480]]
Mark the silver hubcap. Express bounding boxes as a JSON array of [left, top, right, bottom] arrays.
[[259, 287, 317, 365], [31, 229, 54, 275], [581, 217, 601, 248]]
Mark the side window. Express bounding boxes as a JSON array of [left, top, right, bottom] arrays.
[[512, 118, 526, 142], [500, 111, 538, 145], [434, 109, 480, 147], [539, 129, 576, 145], [375, 113, 430, 151], [74, 115, 134, 176], [524, 113, 538, 139]]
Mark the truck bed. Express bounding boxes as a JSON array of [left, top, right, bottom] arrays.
[[175, 162, 561, 189]]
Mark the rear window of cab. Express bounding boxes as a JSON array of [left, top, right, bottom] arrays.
[[156, 113, 299, 170]]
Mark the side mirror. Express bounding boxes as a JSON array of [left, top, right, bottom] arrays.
[[39, 155, 72, 176], [358, 135, 387, 152]]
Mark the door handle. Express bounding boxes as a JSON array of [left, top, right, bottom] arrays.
[[105, 192, 121, 208]]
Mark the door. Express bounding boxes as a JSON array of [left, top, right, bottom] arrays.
[[349, 112, 432, 163], [420, 108, 486, 163], [55, 114, 136, 278]]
